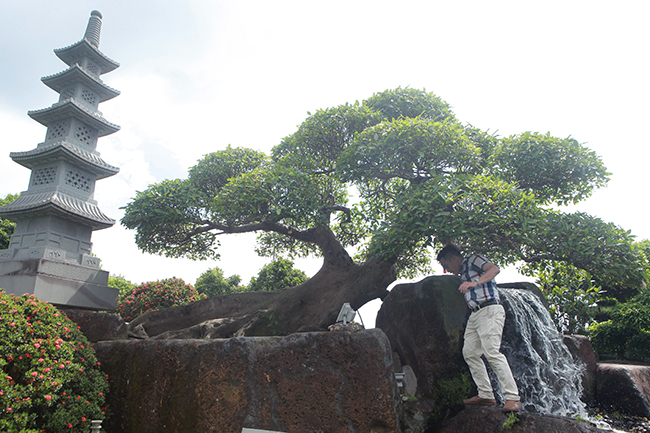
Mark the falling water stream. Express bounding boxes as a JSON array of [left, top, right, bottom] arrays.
[[493, 288, 588, 418]]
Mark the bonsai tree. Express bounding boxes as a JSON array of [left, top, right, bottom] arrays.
[[121, 88, 646, 338]]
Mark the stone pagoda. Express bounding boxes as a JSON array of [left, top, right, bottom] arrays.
[[0, 11, 120, 310]]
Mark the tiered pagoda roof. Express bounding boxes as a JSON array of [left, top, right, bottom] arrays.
[[42, 64, 120, 102], [10, 140, 119, 179], [28, 99, 120, 137], [0, 192, 115, 230], [0, 10, 119, 229], [54, 39, 120, 74]]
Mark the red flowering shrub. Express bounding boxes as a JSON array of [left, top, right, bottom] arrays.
[[0, 291, 109, 433], [116, 277, 205, 322]]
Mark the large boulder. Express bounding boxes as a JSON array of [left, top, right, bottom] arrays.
[[376, 276, 468, 397], [62, 308, 127, 342], [376, 275, 470, 424], [596, 362, 650, 417], [432, 406, 610, 433], [94, 329, 401, 433]]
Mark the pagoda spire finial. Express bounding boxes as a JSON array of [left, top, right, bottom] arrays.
[[84, 10, 103, 48]]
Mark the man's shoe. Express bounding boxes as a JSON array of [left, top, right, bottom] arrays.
[[502, 400, 522, 412], [463, 396, 497, 406]]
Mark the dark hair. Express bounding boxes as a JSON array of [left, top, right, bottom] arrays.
[[436, 243, 463, 261]]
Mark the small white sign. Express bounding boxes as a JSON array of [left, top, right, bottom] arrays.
[[242, 429, 285, 433]]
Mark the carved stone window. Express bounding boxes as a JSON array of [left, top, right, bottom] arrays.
[[65, 170, 92, 192], [86, 61, 100, 77], [81, 89, 97, 107], [32, 167, 57, 186], [74, 124, 95, 146], [60, 87, 75, 101], [47, 121, 68, 141]]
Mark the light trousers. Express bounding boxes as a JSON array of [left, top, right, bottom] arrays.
[[462, 304, 520, 401]]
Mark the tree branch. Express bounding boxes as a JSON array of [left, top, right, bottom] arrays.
[[181, 219, 319, 246]]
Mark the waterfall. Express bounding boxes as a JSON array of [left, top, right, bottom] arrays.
[[493, 288, 588, 418]]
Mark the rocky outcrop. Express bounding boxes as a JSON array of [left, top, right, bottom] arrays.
[[563, 334, 597, 404], [596, 362, 650, 417], [377, 276, 589, 424], [62, 308, 127, 342], [432, 406, 610, 433], [376, 275, 469, 402], [93, 329, 401, 433]]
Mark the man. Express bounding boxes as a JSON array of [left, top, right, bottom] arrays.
[[436, 244, 522, 412]]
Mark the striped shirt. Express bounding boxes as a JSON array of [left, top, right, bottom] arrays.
[[460, 254, 500, 310]]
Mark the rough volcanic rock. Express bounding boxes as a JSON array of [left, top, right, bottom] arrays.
[[432, 406, 610, 433], [563, 334, 597, 404], [376, 275, 469, 402], [596, 362, 650, 417], [62, 308, 127, 342], [94, 329, 401, 433]]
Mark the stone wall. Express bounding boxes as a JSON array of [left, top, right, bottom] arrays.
[[94, 329, 401, 433]]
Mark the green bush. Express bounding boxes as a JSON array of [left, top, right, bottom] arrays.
[[0, 291, 109, 432], [117, 277, 205, 322], [195, 267, 242, 297], [624, 331, 650, 363], [0, 193, 18, 250], [589, 320, 630, 359], [107, 275, 137, 303], [589, 289, 650, 361], [535, 262, 600, 334], [247, 258, 308, 292]]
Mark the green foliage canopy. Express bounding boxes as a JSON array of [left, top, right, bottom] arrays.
[[121, 87, 646, 295]]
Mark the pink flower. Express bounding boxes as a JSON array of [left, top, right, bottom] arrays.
[[31, 371, 38, 377], [34, 343, 40, 348], [44, 368, 51, 373], [45, 395, 52, 400]]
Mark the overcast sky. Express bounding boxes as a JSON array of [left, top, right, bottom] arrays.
[[1, 1, 648, 326]]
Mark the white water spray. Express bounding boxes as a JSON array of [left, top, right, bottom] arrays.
[[496, 288, 588, 418]]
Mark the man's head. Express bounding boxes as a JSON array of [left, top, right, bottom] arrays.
[[436, 244, 464, 275]]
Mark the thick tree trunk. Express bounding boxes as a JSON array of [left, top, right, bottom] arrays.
[[128, 228, 397, 339]]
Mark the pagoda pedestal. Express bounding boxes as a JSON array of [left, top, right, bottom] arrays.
[[0, 11, 120, 310]]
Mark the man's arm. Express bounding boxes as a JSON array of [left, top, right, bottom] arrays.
[[458, 262, 500, 294]]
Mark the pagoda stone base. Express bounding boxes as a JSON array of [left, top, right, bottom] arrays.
[[0, 258, 118, 311]]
